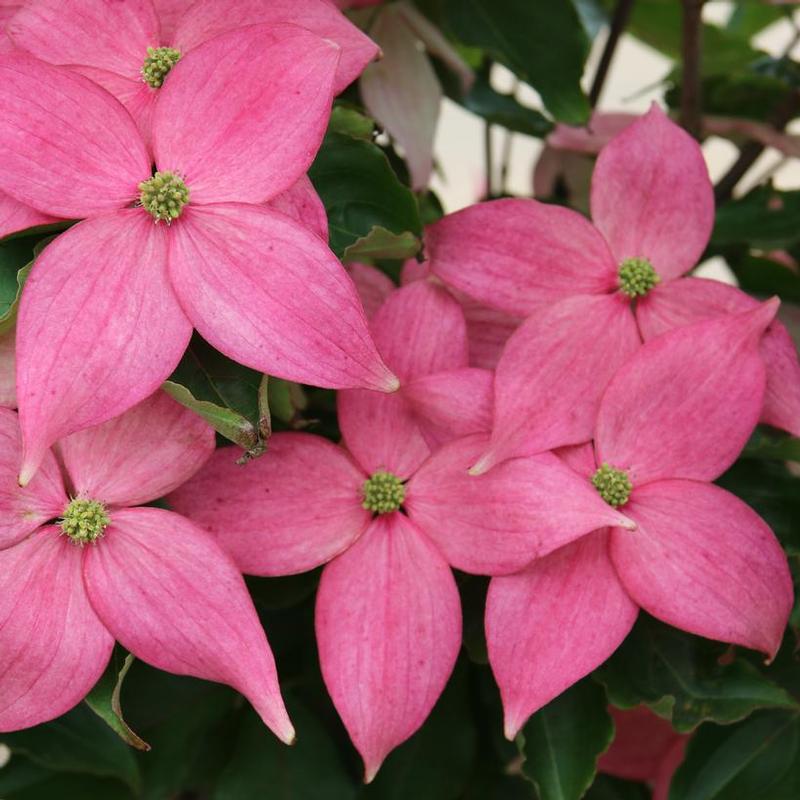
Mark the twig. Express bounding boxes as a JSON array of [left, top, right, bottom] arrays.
[[680, 0, 705, 139], [588, 0, 635, 107]]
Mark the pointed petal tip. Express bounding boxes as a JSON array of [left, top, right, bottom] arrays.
[[503, 713, 524, 742], [17, 459, 38, 488], [280, 723, 297, 746], [617, 514, 637, 532], [363, 758, 385, 785], [468, 449, 496, 476]]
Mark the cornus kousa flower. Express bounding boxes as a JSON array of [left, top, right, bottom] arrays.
[[426, 104, 800, 474], [485, 302, 793, 738], [0, 391, 293, 742], [0, 26, 397, 486]]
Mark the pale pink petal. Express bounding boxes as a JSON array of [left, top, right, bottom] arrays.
[[638, 277, 800, 438], [16, 210, 191, 485], [0, 409, 66, 550], [403, 367, 493, 447], [172, 0, 377, 93], [58, 391, 215, 508], [612, 480, 793, 658], [486, 531, 637, 739], [168, 433, 371, 576], [266, 175, 328, 241], [153, 24, 338, 205], [0, 53, 149, 218], [590, 105, 714, 281], [548, 112, 638, 154], [168, 204, 396, 392], [316, 513, 461, 782], [426, 199, 618, 316], [0, 328, 15, 408], [595, 301, 777, 485], [0, 192, 59, 240], [472, 294, 639, 475], [345, 262, 395, 319], [405, 435, 635, 575], [0, 527, 114, 731], [361, 5, 441, 190], [8, 0, 158, 78], [83, 506, 294, 743]]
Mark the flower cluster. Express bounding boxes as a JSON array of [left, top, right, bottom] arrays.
[[0, 0, 798, 789]]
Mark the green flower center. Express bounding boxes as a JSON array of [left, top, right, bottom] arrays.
[[618, 257, 660, 298], [141, 46, 181, 88], [60, 498, 110, 545], [362, 471, 405, 514], [592, 463, 632, 508], [139, 171, 190, 222]]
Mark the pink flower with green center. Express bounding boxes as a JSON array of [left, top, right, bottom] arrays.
[[426, 104, 800, 474], [0, 391, 293, 742], [0, 25, 397, 486], [484, 302, 794, 739]]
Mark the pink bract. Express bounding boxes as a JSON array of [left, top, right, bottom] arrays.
[[0, 391, 293, 743], [0, 29, 396, 485]]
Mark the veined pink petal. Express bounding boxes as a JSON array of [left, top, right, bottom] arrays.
[[361, 5, 441, 190], [486, 531, 637, 739], [58, 391, 215, 508], [462, 302, 520, 370], [548, 112, 638, 154], [0, 192, 59, 240], [169, 433, 371, 575], [172, 0, 378, 93], [0, 53, 149, 218], [426, 199, 618, 317], [595, 301, 777, 486], [168, 203, 396, 392], [0, 328, 15, 409], [316, 513, 461, 782], [153, 0, 186, 41], [613, 480, 793, 658], [590, 104, 714, 281], [83, 506, 295, 743], [153, 24, 338, 205], [654, 737, 688, 800], [472, 294, 639, 475], [8, 0, 158, 78], [405, 435, 635, 575], [266, 175, 328, 242], [555, 441, 596, 477], [0, 409, 66, 550], [0, 528, 114, 731], [638, 277, 800, 438], [345, 262, 395, 320], [16, 210, 191, 485]]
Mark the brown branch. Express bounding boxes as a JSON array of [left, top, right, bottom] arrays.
[[680, 0, 705, 139], [589, 0, 635, 108]]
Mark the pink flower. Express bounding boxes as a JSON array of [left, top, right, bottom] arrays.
[[0, 391, 293, 743], [426, 104, 800, 474], [485, 304, 794, 738], [0, 27, 397, 485]]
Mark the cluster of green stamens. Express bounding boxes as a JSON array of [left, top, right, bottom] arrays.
[[59, 498, 110, 545], [141, 46, 181, 88], [591, 463, 632, 508], [139, 171, 190, 222], [362, 471, 405, 514], [618, 257, 660, 298]]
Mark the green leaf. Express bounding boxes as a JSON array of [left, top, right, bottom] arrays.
[[84, 649, 150, 752], [726, 254, 800, 305], [712, 188, 800, 251], [0, 234, 40, 334], [595, 617, 798, 733], [742, 428, 800, 463], [330, 104, 375, 140], [445, 0, 590, 124], [309, 133, 422, 259], [669, 711, 800, 799], [584, 774, 650, 800], [0, 757, 135, 800], [343, 226, 421, 261], [518, 679, 613, 800]]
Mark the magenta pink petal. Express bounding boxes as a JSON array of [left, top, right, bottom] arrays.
[[405, 434, 635, 575], [83, 506, 295, 743], [169, 432, 371, 576], [266, 174, 328, 242], [345, 262, 396, 320], [0, 328, 15, 409], [595, 301, 777, 486], [8, 0, 158, 78], [168, 203, 395, 392], [486, 531, 637, 739], [16, 210, 192, 485], [612, 479, 793, 658], [590, 105, 714, 281], [153, 24, 338, 205], [473, 293, 639, 475], [58, 391, 215, 509], [171, 0, 378, 93], [426, 199, 618, 316], [316, 513, 461, 782], [462, 301, 521, 370], [0, 192, 59, 240], [555, 441, 597, 477], [0, 409, 66, 550], [0, 53, 149, 218], [0, 527, 114, 731]]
